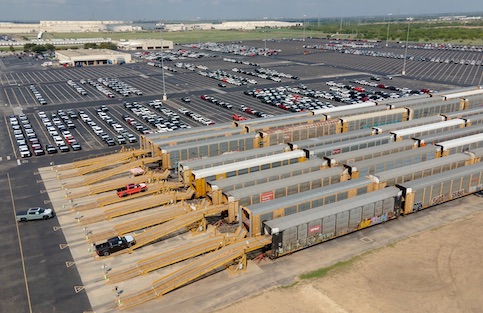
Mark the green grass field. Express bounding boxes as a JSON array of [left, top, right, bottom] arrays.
[[37, 29, 319, 44]]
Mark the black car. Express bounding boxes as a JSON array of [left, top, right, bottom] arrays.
[[46, 144, 57, 154], [59, 144, 70, 152], [33, 149, 45, 156], [71, 142, 82, 151]]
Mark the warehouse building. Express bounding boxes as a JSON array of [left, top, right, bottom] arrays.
[[55, 49, 132, 66], [117, 39, 174, 51]]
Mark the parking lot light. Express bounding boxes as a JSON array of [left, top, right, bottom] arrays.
[[386, 13, 392, 47], [401, 17, 413, 76], [303, 15, 306, 41], [160, 28, 167, 101]]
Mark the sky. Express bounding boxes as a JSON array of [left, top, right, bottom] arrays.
[[0, 0, 482, 21]]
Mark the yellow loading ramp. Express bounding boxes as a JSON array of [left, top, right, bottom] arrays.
[[117, 236, 272, 310], [63, 157, 162, 189], [87, 202, 192, 243], [55, 148, 150, 172], [74, 181, 184, 212], [79, 188, 194, 226], [65, 169, 170, 200], [128, 204, 228, 251], [106, 234, 239, 284]]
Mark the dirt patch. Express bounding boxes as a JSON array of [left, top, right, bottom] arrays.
[[215, 203, 483, 313]]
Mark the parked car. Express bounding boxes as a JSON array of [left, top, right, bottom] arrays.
[[16, 207, 55, 222], [94, 236, 136, 257], [116, 183, 147, 197]]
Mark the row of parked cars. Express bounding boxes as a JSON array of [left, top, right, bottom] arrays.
[[10, 115, 34, 157], [146, 62, 178, 73], [84, 78, 116, 98], [245, 86, 335, 113], [39, 110, 82, 154], [67, 79, 87, 96], [95, 77, 142, 97], [124, 100, 191, 133], [79, 107, 136, 146], [29, 84, 47, 105], [177, 106, 215, 126], [198, 69, 254, 87], [200, 94, 233, 110]]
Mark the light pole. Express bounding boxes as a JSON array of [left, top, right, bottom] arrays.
[[401, 17, 413, 76], [385, 13, 392, 47], [160, 27, 167, 100], [303, 15, 306, 41], [263, 17, 267, 52]]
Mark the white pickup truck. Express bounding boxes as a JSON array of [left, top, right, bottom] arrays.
[[16, 207, 55, 222]]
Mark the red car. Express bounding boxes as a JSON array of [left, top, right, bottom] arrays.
[[232, 114, 247, 121], [116, 183, 148, 197]]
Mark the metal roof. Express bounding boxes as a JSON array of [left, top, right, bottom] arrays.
[[264, 187, 401, 232], [248, 176, 373, 216], [378, 94, 431, 106], [251, 114, 329, 131], [340, 107, 408, 122], [324, 105, 389, 119], [373, 152, 470, 182], [288, 128, 371, 149], [328, 139, 415, 164], [161, 132, 255, 153], [397, 161, 483, 190], [210, 158, 326, 189], [224, 167, 344, 200], [468, 146, 483, 157], [145, 122, 233, 141], [442, 89, 483, 100], [374, 115, 445, 133], [444, 107, 483, 119], [309, 135, 393, 155], [415, 124, 483, 143], [180, 144, 287, 170], [348, 144, 436, 169], [192, 150, 306, 179], [436, 133, 483, 150], [391, 119, 465, 138], [236, 112, 307, 127], [311, 102, 376, 116], [151, 127, 243, 147]]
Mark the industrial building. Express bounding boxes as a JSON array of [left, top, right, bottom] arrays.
[[55, 49, 132, 66], [117, 39, 174, 51]]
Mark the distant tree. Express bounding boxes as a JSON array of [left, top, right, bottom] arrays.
[[44, 43, 55, 51], [23, 43, 36, 52], [9, 45, 15, 52], [99, 42, 117, 50], [84, 43, 98, 49], [32, 45, 47, 53]]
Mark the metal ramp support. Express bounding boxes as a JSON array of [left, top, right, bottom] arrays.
[[86, 202, 191, 242], [65, 170, 171, 200], [117, 236, 272, 310], [56, 148, 150, 171], [79, 192, 176, 226], [105, 235, 232, 284], [129, 204, 228, 251], [63, 157, 161, 189], [75, 181, 183, 212], [82, 157, 162, 186]]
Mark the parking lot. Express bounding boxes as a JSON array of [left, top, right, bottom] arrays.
[[1, 36, 482, 312]]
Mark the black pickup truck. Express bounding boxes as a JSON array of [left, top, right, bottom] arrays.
[[94, 235, 136, 256]]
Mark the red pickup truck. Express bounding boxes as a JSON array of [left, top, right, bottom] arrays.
[[117, 183, 147, 197]]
